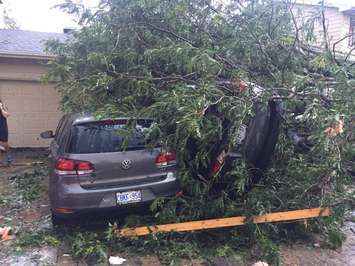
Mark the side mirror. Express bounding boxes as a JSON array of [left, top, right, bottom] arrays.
[[40, 130, 54, 139]]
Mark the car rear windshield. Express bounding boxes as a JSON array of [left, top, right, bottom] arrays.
[[68, 119, 153, 153]]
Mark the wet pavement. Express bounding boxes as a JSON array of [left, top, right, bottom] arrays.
[[0, 150, 354, 265], [280, 219, 355, 266]]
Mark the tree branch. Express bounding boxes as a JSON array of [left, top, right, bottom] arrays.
[[145, 22, 195, 47]]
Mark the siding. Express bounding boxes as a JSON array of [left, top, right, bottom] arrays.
[[0, 57, 62, 147], [292, 4, 353, 58]]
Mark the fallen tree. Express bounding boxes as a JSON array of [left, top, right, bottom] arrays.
[[46, 0, 354, 264]]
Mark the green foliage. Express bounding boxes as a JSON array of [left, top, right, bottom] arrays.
[[106, 227, 248, 266], [45, 0, 355, 264], [68, 232, 108, 264], [11, 166, 46, 203], [13, 231, 61, 250], [39, 262, 56, 266], [2, 7, 20, 29], [254, 231, 280, 265], [0, 193, 13, 207]]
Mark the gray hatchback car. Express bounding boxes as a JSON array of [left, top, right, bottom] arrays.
[[41, 113, 178, 225]]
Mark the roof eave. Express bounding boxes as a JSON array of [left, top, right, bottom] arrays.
[[342, 8, 355, 17], [293, 2, 338, 10], [0, 52, 54, 60]]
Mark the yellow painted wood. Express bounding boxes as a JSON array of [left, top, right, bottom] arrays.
[[117, 208, 331, 237]]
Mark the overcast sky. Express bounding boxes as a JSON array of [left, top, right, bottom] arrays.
[[0, 0, 99, 33], [0, 0, 355, 33]]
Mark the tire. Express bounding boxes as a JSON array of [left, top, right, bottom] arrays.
[[254, 100, 281, 170], [244, 100, 282, 183], [51, 213, 68, 228], [244, 103, 271, 166]]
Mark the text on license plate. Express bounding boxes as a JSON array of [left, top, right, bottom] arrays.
[[116, 190, 142, 205]]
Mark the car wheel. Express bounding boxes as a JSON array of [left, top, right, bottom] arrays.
[[51, 213, 67, 228], [254, 100, 281, 170], [244, 100, 281, 183]]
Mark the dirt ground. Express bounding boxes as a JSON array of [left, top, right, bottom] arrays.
[[0, 150, 354, 266]]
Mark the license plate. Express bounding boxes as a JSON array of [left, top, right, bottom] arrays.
[[116, 190, 142, 205]]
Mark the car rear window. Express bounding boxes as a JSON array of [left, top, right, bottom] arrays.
[[68, 119, 154, 153]]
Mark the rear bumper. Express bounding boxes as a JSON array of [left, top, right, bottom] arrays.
[[50, 172, 179, 216]]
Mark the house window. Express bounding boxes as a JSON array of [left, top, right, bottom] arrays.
[[349, 18, 355, 46]]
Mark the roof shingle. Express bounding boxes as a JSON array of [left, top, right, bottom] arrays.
[[0, 29, 67, 58]]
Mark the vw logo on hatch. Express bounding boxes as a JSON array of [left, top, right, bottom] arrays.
[[121, 159, 132, 170]]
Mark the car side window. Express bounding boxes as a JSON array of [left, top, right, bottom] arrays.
[[54, 116, 66, 141], [56, 119, 70, 147]]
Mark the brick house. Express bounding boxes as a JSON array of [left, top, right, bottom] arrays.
[[0, 29, 66, 147], [292, 1, 355, 58]]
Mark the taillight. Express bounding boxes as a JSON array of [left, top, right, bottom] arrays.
[[77, 161, 94, 175], [166, 151, 176, 162], [211, 150, 226, 174], [155, 150, 176, 167], [211, 160, 222, 174], [55, 158, 94, 175], [53, 207, 74, 214], [56, 159, 75, 173]]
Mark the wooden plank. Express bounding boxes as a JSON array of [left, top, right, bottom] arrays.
[[117, 208, 331, 237], [253, 207, 331, 223]]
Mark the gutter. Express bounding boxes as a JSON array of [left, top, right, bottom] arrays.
[[342, 8, 355, 16], [0, 52, 54, 61]]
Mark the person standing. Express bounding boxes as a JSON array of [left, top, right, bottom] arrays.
[[0, 99, 12, 166]]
